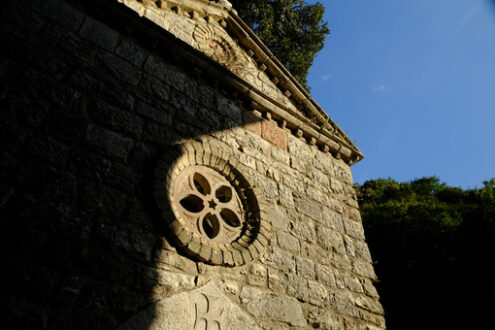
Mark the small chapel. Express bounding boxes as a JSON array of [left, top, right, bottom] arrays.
[[0, 0, 385, 328]]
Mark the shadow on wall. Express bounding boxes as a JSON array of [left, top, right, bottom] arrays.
[[0, 0, 262, 328]]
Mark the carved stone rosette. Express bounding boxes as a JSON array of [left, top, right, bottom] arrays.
[[154, 141, 271, 266], [193, 23, 245, 75]]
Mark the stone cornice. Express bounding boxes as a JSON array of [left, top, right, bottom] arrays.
[[226, 11, 364, 164], [81, 0, 364, 164]]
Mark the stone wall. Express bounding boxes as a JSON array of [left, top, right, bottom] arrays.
[[0, 0, 385, 329]]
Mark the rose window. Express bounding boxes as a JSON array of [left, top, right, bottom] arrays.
[[174, 166, 244, 243], [154, 141, 271, 266]]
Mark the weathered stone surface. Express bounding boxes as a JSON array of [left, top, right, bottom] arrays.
[[343, 218, 366, 240], [315, 264, 336, 288], [1, 1, 383, 329], [79, 16, 119, 52], [261, 247, 296, 273], [296, 256, 315, 280], [277, 231, 300, 254], [122, 282, 261, 330], [115, 39, 148, 67], [244, 291, 307, 327], [272, 145, 290, 165], [91, 100, 144, 138], [316, 226, 346, 255], [322, 208, 345, 233], [86, 124, 134, 160], [261, 120, 287, 150], [243, 111, 262, 136], [270, 206, 289, 229], [217, 96, 242, 125], [144, 55, 186, 90], [289, 214, 317, 243], [97, 52, 141, 86], [296, 200, 323, 222]]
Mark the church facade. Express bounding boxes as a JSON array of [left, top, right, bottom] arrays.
[[0, 0, 385, 328]]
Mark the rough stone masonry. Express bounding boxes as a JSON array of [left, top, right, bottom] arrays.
[[0, 0, 385, 329]]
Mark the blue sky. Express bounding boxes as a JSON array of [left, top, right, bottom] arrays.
[[308, 0, 495, 188]]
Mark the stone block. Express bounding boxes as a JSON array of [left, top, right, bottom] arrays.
[[78, 181, 128, 218], [135, 101, 173, 126], [86, 124, 133, 160], [261, 120, 287, 150], [315, 264, 336, 288], [322, 208, 345, 233], [45, 110, 87, 143], [307, 308, 346, 330], [289, 217, 316, 244], [352, 260, 377, 280], [197, 106, 223, 131], [306, 280, 329, 306], [251, 172, 278, 201], [296, 256, 315, 280], [359, 310, 386, 328], [247, 263, 268, 287], [306, 185, 327, 204], [330, 292, 360, 318], [346, 205, 362, 222], [243, 111, 262, 136], [287, 134, 314, 162], [277, 231, 300, 254], [140, 74, 171, 102], [316, 226, 345, 255], [245, 293, 307, 327], [311, 168, 330, 186], [330, 178, 345, 194], [281, 172, 305, 195], [79, 16, 119, 52], [144, 55, 186, 89], [100, 83, 136, 111], [345, 276, 364, 294], [115, 39, 148, 67], [343, 218, 366, 241], [362, 279, 380, 299], [354, 295, 385, 315], [96, 52, 141, 86], [271, 146, 290, 165], [295, 200, 322, 222], [278, 184, 294, 208], [38, 0, 85, 32], [91, 100, 144, 138], [354, 240, 373, 263], [260, 247, 295, 273], [240, 286, 265, 304], [239, 153, 256, 169], [217, 96, 242, 124], [290, 155, 307, 173], [333, 269, 346, 289], [343, 235, 356, 257], [142, 121, 178, 146], [183, 78, 216, 109], [270, 206, 289, 230], [157, 250, 197, 275]]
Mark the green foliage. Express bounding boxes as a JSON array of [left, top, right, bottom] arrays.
[[230, 0, 330, 90], [356, 177, 495, 329]]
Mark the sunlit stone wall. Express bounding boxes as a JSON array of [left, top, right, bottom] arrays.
[[0, 0, 384, 329]]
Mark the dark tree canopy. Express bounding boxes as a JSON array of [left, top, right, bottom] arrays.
[[230, 0, 329, 90], [357, 177, 495, 329]]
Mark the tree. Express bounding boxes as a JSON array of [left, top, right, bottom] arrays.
[[356, 177, 495, 329], [230, 0, 329, 90]]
